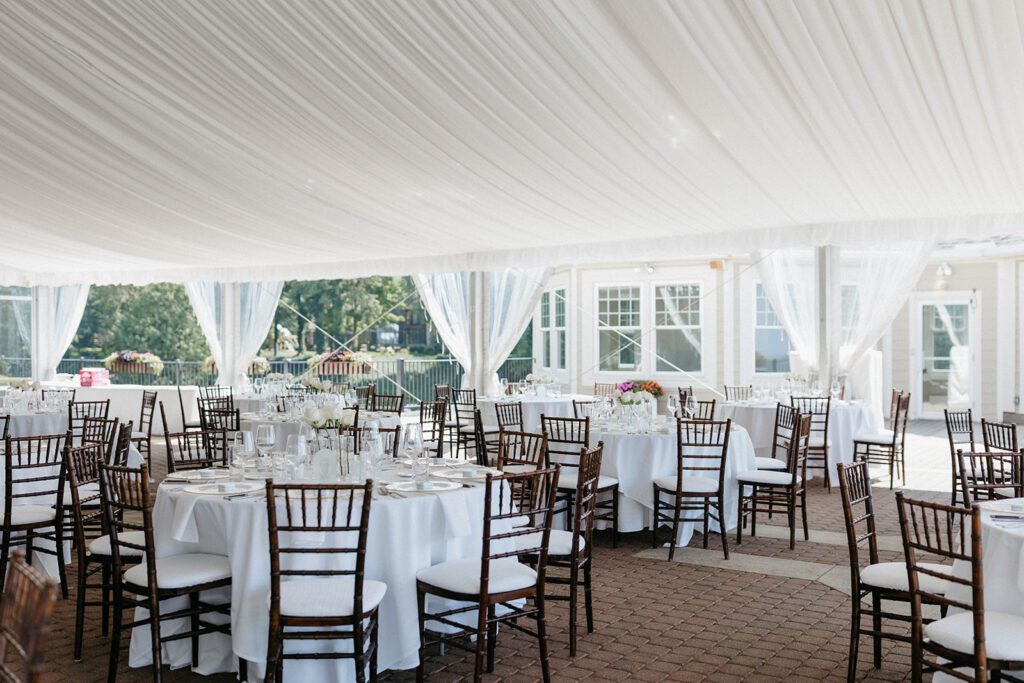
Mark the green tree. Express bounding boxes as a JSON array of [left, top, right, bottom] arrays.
[[70, 284, 209, 360]]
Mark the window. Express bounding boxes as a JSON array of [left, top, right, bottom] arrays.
[[654, 284, 701, 372], [0, 287, 31, 376], [754, 283, 790, 373], [840, 283, 859, 341], [597, 286, 641, 371], [538, 288, 567, 370]]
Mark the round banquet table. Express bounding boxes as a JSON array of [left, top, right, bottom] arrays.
[[2, 410, 68, 437], [586, 421, 757, 548], [477, 394, 592, 431], [129, 468, 513, 681], [936, 499, 1024, 682], [240, 412, 402, 451], [715, 400, 878, 486]]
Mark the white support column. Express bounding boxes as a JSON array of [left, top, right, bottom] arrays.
[[30, 286, 52, 382], [816, 245, 840, 387]]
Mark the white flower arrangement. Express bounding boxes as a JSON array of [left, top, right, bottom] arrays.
[[8, 378, 40, 391], [265, 372, 294, 383], [301, 376, 334, 393], [617, 389, 655, 406], [300, 403, 357, 430], [525, 372, 557, 384], [203, 356, 271, 375]]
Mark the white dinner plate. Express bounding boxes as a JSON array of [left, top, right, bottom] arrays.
[[396, 457, 464, 468], [164, 470, 229, 483], [434, 467, 495, 481], [182, 481, 263, 495], [386, 480, 461, 493]]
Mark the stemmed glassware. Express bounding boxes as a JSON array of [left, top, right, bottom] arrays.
[[830, 379, 843, 400], [684, 396, 697, 418], [255, 424, 276, 474]]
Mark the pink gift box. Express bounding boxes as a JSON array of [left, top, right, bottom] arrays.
[[80, 368, 110, 387]]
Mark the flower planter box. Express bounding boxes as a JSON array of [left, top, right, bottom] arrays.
[[318, 361, 372, 375], [109, 361, 156, 375]]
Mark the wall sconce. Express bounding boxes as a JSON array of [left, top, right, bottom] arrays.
[[934, 262, 952, 290]]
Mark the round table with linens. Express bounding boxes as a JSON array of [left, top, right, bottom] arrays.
[[2, 410, 68, 437], [715, 400, 878, 485], [239, 412, 402, 451], [477, 394, 592, 431], [129, 468, 512, 681], [586, 421, 757, 547]]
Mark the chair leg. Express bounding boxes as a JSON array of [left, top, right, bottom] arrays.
[[74, 559, 87, 660], [801, 489, 809, 541], [871, 592, 883, 668], [415, 588, 427, 683], [101, 563, 111, 637], [717, 500, 729, 560], [473, 598, 488, 681], [53, 526, 69, 599], [651, 487, 660, 549], [370, 613, 379, 683], [583, 562, 594, 634], [568, 563, 579, 657], [264, 624, 280, 683], [486, 603, 497, 673], [847, 592, 861, 683], [788, 491, 796, 550], [751, 487, 758, 537], [354, 619, 367, 683], [611, 487, 619, 548], [148, 591, 164, 683], [736, 485, 744, 545], [668, 495, 682, 562], [536, 592, 552, 683], [702, 500, 709, 549], [0, 528, 9, 590], [107, 587, 123, 683], [189, 592, 200, 668]]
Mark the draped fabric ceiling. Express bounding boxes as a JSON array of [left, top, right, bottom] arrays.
[[2, 0, 1024, 286]]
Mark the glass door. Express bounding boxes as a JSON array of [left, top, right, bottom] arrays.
[[916, 299, 973, 417]]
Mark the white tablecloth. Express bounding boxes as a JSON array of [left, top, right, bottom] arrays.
[[240, 413, 402, 452], [129, 471, 508, 681], [3, 411, 67, 437], [590, 423, 757, 547], [477, 394, 591, 431], [42, 384, 201, 433], [716, 400, 878, 485]]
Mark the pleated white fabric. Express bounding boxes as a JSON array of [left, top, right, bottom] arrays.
[[2, 1, 1024, 285], [30, 284, 90, 381]]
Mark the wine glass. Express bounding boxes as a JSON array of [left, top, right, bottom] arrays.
[[499, 378, 509, 397], [667, 394, 679, 418], [255, 424, 276, 471], [684, 396, 697, 418], [402, 423, 423, 459], [830, 379, 843, 400]]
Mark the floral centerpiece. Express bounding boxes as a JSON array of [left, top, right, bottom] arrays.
[[525, 372, 557, 385], [300, 376, 334, 393], [103, 350, 164, 376], [264, 372, 294, 383], [308, 349, 374, 375], [616, 380, 662, 417], [202, 356, 271, 376], [300, 402, 357, 430]]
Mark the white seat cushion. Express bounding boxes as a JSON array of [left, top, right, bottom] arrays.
[[417, 558, 536, 595], [925, 611, 1024, 660], [860, 561, 948, 595], [652, 475, 719, 494], [754, 456, 788, 471], [515, 529, 585, 556], [88, 531, 146, 557], [736, 469, 799, 486], [557, 470, 617, 491], [278, 578, 387, 618], [5, 505, 56, 526], [124, 553, 231, 590], [854, 430, 895, 445], [131, 431, 148, 440]]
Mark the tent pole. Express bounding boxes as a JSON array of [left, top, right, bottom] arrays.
[[816, 245, 840, 388]]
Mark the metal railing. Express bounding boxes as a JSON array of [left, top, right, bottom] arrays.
[[1, 356, 535, 405]]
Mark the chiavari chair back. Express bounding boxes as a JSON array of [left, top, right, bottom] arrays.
[[415, 466, 560, 681], [176, 386, 202, 431], [498, 431, 548, 472], [198, 385, 233, 402], [837, 462, 881, 578], [541, 416, 589, 476], [68, 399, 110, 444], [593, 383, 617, 398], [132, 390, 158, 467], [854, 393, 911, 488], [677, 386, 693, 408], [572, 400, 595, 419], [791, 396, 831, 488], [0, 549, 58, 683], [41, 387, 76, 404], [692, 399, 716, 421], [956, 450, 1024, 505], [198, 395, 233, 425], [981, 418, 1018, 453], [372, 392, 405, 414], [112, 420, 134, 467], [894, 495, 1024, 682], [82, 416, 120, 463], [0, 415, 8, 440], [472, 410, 490, 466], [945, 409, 975, 505], [163, 429, 228, 473], [264, 480, 380, 682], [418, 399, 447, 457], [495, 401, 524, 432], [724, 385, 754, 401], [451, 389, 478, 427], [887, 389, 903, 430], [355, 385, 375, 411]]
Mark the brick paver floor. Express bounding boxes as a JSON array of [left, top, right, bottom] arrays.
[[41, 422, 962, 681]]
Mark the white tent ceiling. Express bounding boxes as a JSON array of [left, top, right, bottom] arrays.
[[2, 0, 1024, 286]]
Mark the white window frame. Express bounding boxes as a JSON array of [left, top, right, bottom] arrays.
[[537, 287, 568, 371], [752, 281, 791, 376], [594, 283, 644, 374], [651, 281, 704, 375]]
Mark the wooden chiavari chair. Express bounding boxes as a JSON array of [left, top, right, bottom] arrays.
[[355, 385, 375, 411], [495, 401, 524, 433], [956, 450, 1024, 505], [264, 481, 383, 683], [572, 400, 595, 419], [164, 428, 228, 473], [838, 462, 946, 681], [653, 419, 732, 561], [691, 399, 716, 421], [497, 430, 548, 473], [82, 416, 120, 463], [981, 418, 1017, 453], [41, 387, 76, 403], [723, 385, 754, 401], [66, 442, 142, 660], [472, 410, 490, 466], [896, 493, 1024, 682], [0, 549, 59, 683], [416, 467, 560, 682], [100, 464, 234, 682], [886, 389, 903, 430], [68, 399, 111, 444], [176, 386, 202, 431], [523, 444, 602, 656], [112, 420, 134, 467], [418, 399, 447, 457], [853, 393, 911, 489], [756, 403, 797, 472], [0, 415, 8, 440], [1, 432, 70, 598], [452, 389, 497, 456], [792, 396, 832, 489], [677, 386, 693, 406], [945, 409, 975, 505], [593, 383, 617, 398], [371, 392, 405, 415], [737, 414, 811, 549], [542, 416, 619, 547], [198, 385, 233, 402], [131, 389, 158, 468]]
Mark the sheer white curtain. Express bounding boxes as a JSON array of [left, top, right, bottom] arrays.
[[416, 268, 550, 395], [30, 284, 90, 381], [186, 281, 283, 389], [755, 249, 818, 372]]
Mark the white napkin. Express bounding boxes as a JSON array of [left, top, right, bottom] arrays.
[[436, 490, 471, 539], [168, 493, 202, 543]]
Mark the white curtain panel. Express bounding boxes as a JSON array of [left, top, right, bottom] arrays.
[[413, 272, 473, 385], [484, 268, 552, 395], [30, 284, 90, 381], [3, 2, 1024, 285], [755, 250, 819, 372], [186, 281, 283, 389]]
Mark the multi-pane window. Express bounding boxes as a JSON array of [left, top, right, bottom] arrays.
[[597, 286, 641, 371], [0, 287, 31, 375], [538, 288, 567, 370], [654, 285, 701, 372], [754, 283, 791, 373]]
